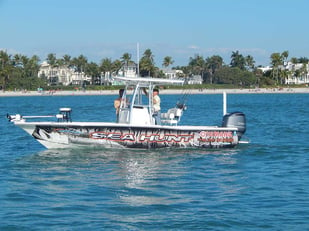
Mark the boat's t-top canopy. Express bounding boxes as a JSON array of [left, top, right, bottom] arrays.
[[114, 76, 184, 126], [113, 76, 184, 86]]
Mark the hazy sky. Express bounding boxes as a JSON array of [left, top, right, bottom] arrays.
[[1, 0, 308, 67]]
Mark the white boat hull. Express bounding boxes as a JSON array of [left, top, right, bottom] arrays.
[[15, 121, 239, 149]]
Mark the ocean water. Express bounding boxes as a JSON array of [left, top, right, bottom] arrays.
[[0, 93, 308, 230]]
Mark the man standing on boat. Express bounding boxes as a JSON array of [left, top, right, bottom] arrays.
[[114, 89, 125, 122], [143, 88, 161, 125], [152, 89, 161, 125]]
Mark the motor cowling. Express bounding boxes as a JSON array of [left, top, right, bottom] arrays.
[[222, 112, 246, 139]]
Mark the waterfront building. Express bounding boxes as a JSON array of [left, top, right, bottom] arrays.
[[258, 62, 309, 85], [38, 61, 91, 86], [118, 63, 138, 78], [38, 61, 190, 86], [186, 75, 203, 85], [284, 62, 309, 85]]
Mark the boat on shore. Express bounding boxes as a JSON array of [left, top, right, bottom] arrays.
[[7, 76, 247, 149]]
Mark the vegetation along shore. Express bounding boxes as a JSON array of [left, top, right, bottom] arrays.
[[0, 49, 308, 92], [1, 87, 308, 97]]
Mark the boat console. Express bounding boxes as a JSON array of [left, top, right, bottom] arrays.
[[57, 108, 72, 122]]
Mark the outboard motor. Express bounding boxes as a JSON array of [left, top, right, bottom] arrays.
[[222, 112, 246, 139]]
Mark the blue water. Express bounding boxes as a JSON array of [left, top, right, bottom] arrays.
[[1, 93, 309, 230]]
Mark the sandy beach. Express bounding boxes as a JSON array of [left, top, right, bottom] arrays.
[[1, 87, 309, 97]]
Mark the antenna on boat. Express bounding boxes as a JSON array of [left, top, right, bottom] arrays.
[[137, 42, 140, 77], [223, 92, 227, 116]]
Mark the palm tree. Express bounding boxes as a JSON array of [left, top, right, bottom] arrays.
[[72, 55, 88, 73], [298, 57, 309, 63], [24, 55, 40, 89], [230, 50, 246, 70], [270, 52, 283, 84], [245, 55, 255, 71], [205, 55, 223, 84], [46, 53, 57, 67], [0, 50, 12, 90], [299, 63, 308, 82], [143, 49, 154, 63], [100, 58, 113, 76], [120, 52, 132, 68], [112, 59, 122, 75], [86, 62, 100, 84], [28, 55, 40, 76], [290, 57, 298, 64], [120, 53, 134, 77], [189, 54, 205, 77], [63, 54, 71, 67], [162, 56, 174, 68], [282, 50, 289, 64], [13, 54, 23, 67], [139, 49, 155, 77]]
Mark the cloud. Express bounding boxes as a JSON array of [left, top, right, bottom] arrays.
[[187, 45, 199, 50]]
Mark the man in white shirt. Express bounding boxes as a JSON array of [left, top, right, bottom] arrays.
[[143, 88, 161, 125], [152, 89, 161, 125]]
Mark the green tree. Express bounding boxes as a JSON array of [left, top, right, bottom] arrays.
[[205, 55, 223, 84], [299, 63, 308, 81], [120, 52, 132, 68], [112, 59, 122, 75], [0, 50, 13, 90], [100, 58, 113, 76], [290, 57, 298, 64], [230, 51, 246, 70], [46, 53, 57, 67], [72, 55, 88, 73], [188, 54, 205, 77], [270, 52, 284, 84], [162, 56, 174, 68], [7, 54, 43, 90], [282, 50, 289, 64], [139, 49, 155, 77], [85, 62, 100, 84], [63, 54, 72, 67], [245, 55, 255, 71], [24, 55, 42, 89], [214, 66, 256, 86], [298, 57, 309, 63]]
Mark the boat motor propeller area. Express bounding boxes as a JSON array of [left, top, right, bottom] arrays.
[[222, 112, 246, 139]]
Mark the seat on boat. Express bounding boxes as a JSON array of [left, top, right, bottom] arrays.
[[161, 108, 183, 125]]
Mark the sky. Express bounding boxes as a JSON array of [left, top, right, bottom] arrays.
[[1, 0, 309, 67]]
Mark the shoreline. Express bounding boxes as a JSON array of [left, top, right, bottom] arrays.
[[1, 87, 309, 97]]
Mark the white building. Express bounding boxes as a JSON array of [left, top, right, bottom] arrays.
[[258, 62, 309, 85], [38, 61, 91, 86], [284, 62, 309, 85], [258, 66, 272, 73], [117, 63, 138, 78], [162, 69, 185, 79], [186, 75, 203, 85]]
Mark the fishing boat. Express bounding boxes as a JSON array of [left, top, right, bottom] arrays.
[[7, 76, 247, 149]]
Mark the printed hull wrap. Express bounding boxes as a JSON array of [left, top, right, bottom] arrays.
[[31, 125, 239, 149]]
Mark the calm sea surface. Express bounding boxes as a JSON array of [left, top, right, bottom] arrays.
[[0, 93, 308, 230]]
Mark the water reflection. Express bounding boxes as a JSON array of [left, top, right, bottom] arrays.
[[31, 148, 192, 206], [23, 147, 247, 208]]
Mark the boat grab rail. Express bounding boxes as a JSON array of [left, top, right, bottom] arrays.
[[7, 108, 72, 123], [7, 114, 56, 122]]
